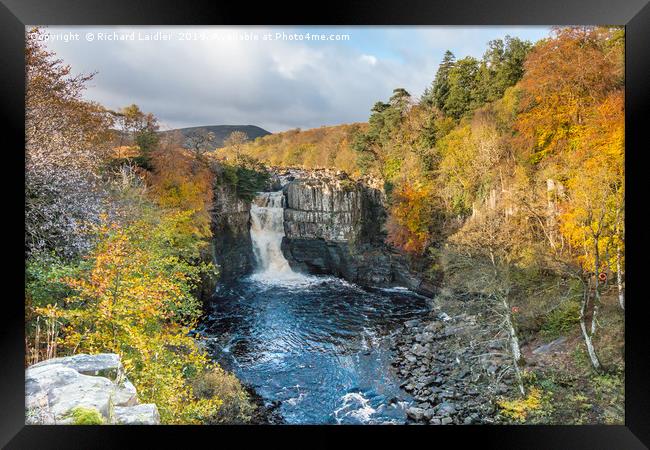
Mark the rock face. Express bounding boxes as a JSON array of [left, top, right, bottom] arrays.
[[282, 171, 384, 243], [25, 353, 160, 425], [211, 182, 256, 281], [281, 170, 436, 295]]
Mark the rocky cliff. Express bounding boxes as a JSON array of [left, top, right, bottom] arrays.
[[211, 182, 255, 281], [25, 353, 160, 425], [282, 170, 384, 243], [281, 170, 436, 296]]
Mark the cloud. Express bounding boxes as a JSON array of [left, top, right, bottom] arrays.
[[359, 54, 378, 66], [40, 26, 550, 132]]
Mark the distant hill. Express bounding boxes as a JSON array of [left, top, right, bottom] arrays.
[[161, 125, 271, 149]]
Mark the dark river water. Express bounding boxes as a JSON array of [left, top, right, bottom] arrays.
[[200, 274, 430, 424]]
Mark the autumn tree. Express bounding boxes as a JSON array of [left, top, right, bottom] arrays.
[[113, 104, 160, 161], [25, 27, 114, 258], [148, 147, 215, 245], [184, 128, 216, 157], [556, 93, 624, 370], [223, 131, 249, 159], [515, 27, 623, 164], [512, 27, 624, 370], [386, 182, 440, 255], [448, 211, 528, 395], [53, 215, 224, 423]]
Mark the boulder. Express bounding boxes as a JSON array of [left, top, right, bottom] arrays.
[[423, 408, 436, 420], [113, 379, 139, 407], [31, 353, 122, 381], [47, 374, 116, 421], [406, 407, 425, 421], [113, 404, 160, 425], [25, 353, 159, 425], [411, 343, 426, 356], [435, 401, 457, 416]]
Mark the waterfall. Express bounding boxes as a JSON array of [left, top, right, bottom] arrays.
[[249, 191, 297, 281]]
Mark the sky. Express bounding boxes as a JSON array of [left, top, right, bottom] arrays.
[[37, 26, 552, 133]]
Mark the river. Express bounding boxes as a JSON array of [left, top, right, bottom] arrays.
[[199, 191, 430, 424]]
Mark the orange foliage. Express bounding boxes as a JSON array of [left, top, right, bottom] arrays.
[[386, 182, 436, 255], [112, 145, 141, 159], [557, 89, 624, 273], [148, 148, 214, 239], [515, 27, 623, 162]]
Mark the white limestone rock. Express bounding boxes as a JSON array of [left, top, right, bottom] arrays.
[[30, 353, 123, 381], [25, 353, 159, 425], [113, 404, 160, 425]]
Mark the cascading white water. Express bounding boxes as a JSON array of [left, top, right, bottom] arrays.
[[249, 191, 298, 281]]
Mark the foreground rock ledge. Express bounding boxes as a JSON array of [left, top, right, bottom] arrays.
[[26, 353, 160, 425]]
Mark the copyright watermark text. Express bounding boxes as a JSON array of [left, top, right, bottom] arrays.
[[29, 30, 351, 43]]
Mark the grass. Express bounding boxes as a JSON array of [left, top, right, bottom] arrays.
[[65, 406, 104, 425], [540, 300, 581, 340]]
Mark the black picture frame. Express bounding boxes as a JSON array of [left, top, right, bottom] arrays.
[[2, 0, 648, 448]]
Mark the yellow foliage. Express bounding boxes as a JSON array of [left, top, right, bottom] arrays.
[[437, 124, 480, 213], [498, 387, 543, 422], [55, 216, 222, 424], [148, 148, 214, 241], [557, 91, 624, 273]]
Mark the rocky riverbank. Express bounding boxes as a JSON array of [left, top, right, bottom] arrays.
[[391, 291, 517, 425], [244, 385, 285, 424]]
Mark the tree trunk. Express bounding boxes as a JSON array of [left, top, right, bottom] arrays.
[[616, 244, 624, 310], [591, 300, 599, 336], [591, 237, 601, 336], [501, 294, 524, 396], [579, 281, 601, 371], [615, 210, 625, 311], [546, 179, 558, 249], [580, 318, 601, 371], [504, 301, 522, 363]]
